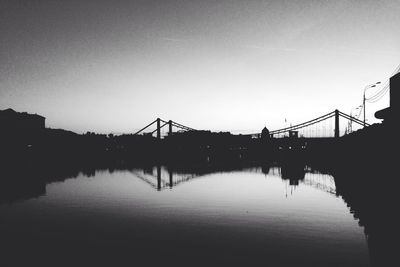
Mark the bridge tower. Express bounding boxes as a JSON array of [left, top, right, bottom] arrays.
[[334, 110, 339, 138], [133, 118, 196, 138], [156, 118, 161, 140], [168, 120, 173, 136]]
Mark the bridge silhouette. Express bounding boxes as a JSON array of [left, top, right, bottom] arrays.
[[134, 110, 368, 139], [267, 109, 367, 138], [133, 118, 196, 139]]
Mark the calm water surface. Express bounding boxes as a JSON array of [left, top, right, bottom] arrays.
[[0, 166, 370, 266]]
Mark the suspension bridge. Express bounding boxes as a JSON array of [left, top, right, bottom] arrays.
[[133, 109, 369, 139], [268, 109, 367, 138], [133, 118, 196, 139]]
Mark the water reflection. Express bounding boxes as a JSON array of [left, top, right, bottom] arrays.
[[0, 161, 394, 266], [130, 164, 337, 196]]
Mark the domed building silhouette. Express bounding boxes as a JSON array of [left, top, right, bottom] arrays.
[[261, 126, 270, 140]]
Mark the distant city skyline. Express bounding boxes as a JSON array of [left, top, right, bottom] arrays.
[[1, 0, 399, 134]]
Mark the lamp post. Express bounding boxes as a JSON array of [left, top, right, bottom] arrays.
[[349, 105, 362, 132], [363, 82, 381, 127]]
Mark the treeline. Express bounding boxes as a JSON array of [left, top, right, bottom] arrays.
[[0, 128, 273, 166]]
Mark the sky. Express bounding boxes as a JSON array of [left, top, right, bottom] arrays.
[[0, 0, 399, 134]]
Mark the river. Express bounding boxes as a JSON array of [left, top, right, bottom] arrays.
[[0, 164, 372, 266]]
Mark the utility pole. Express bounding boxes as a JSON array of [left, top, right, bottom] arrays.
[[363, 82, 380, 128], [363, 93, 366, 128]]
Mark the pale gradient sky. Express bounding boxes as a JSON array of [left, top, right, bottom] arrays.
[[1, 0, 399, 134]]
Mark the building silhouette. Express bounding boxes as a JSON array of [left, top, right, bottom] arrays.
[[0, 108, 45, 130], [375, 72, 398, 123], [261, 127, 270, 140]]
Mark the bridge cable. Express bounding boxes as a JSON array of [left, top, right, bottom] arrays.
[[365, 63, 399, 103], [272, 114, 335, 136], [338, 112, 370, 127], [367, 84, 389, 103], [171, 121, 196, 131], [133, 119, 158, 135], [270, 111, 335, 135]]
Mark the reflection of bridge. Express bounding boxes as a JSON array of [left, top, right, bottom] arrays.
[[131, 165, 337, 195], [131, 166, 208, 191], [134, 110, 369, 139], [303, 172, 336, 195], [270, 166, 337, 195]]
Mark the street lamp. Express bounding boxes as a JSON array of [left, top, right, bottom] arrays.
[[351, 105, 363, 117], [349, 105, 363, 133], [363, 82, 381, 127]]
